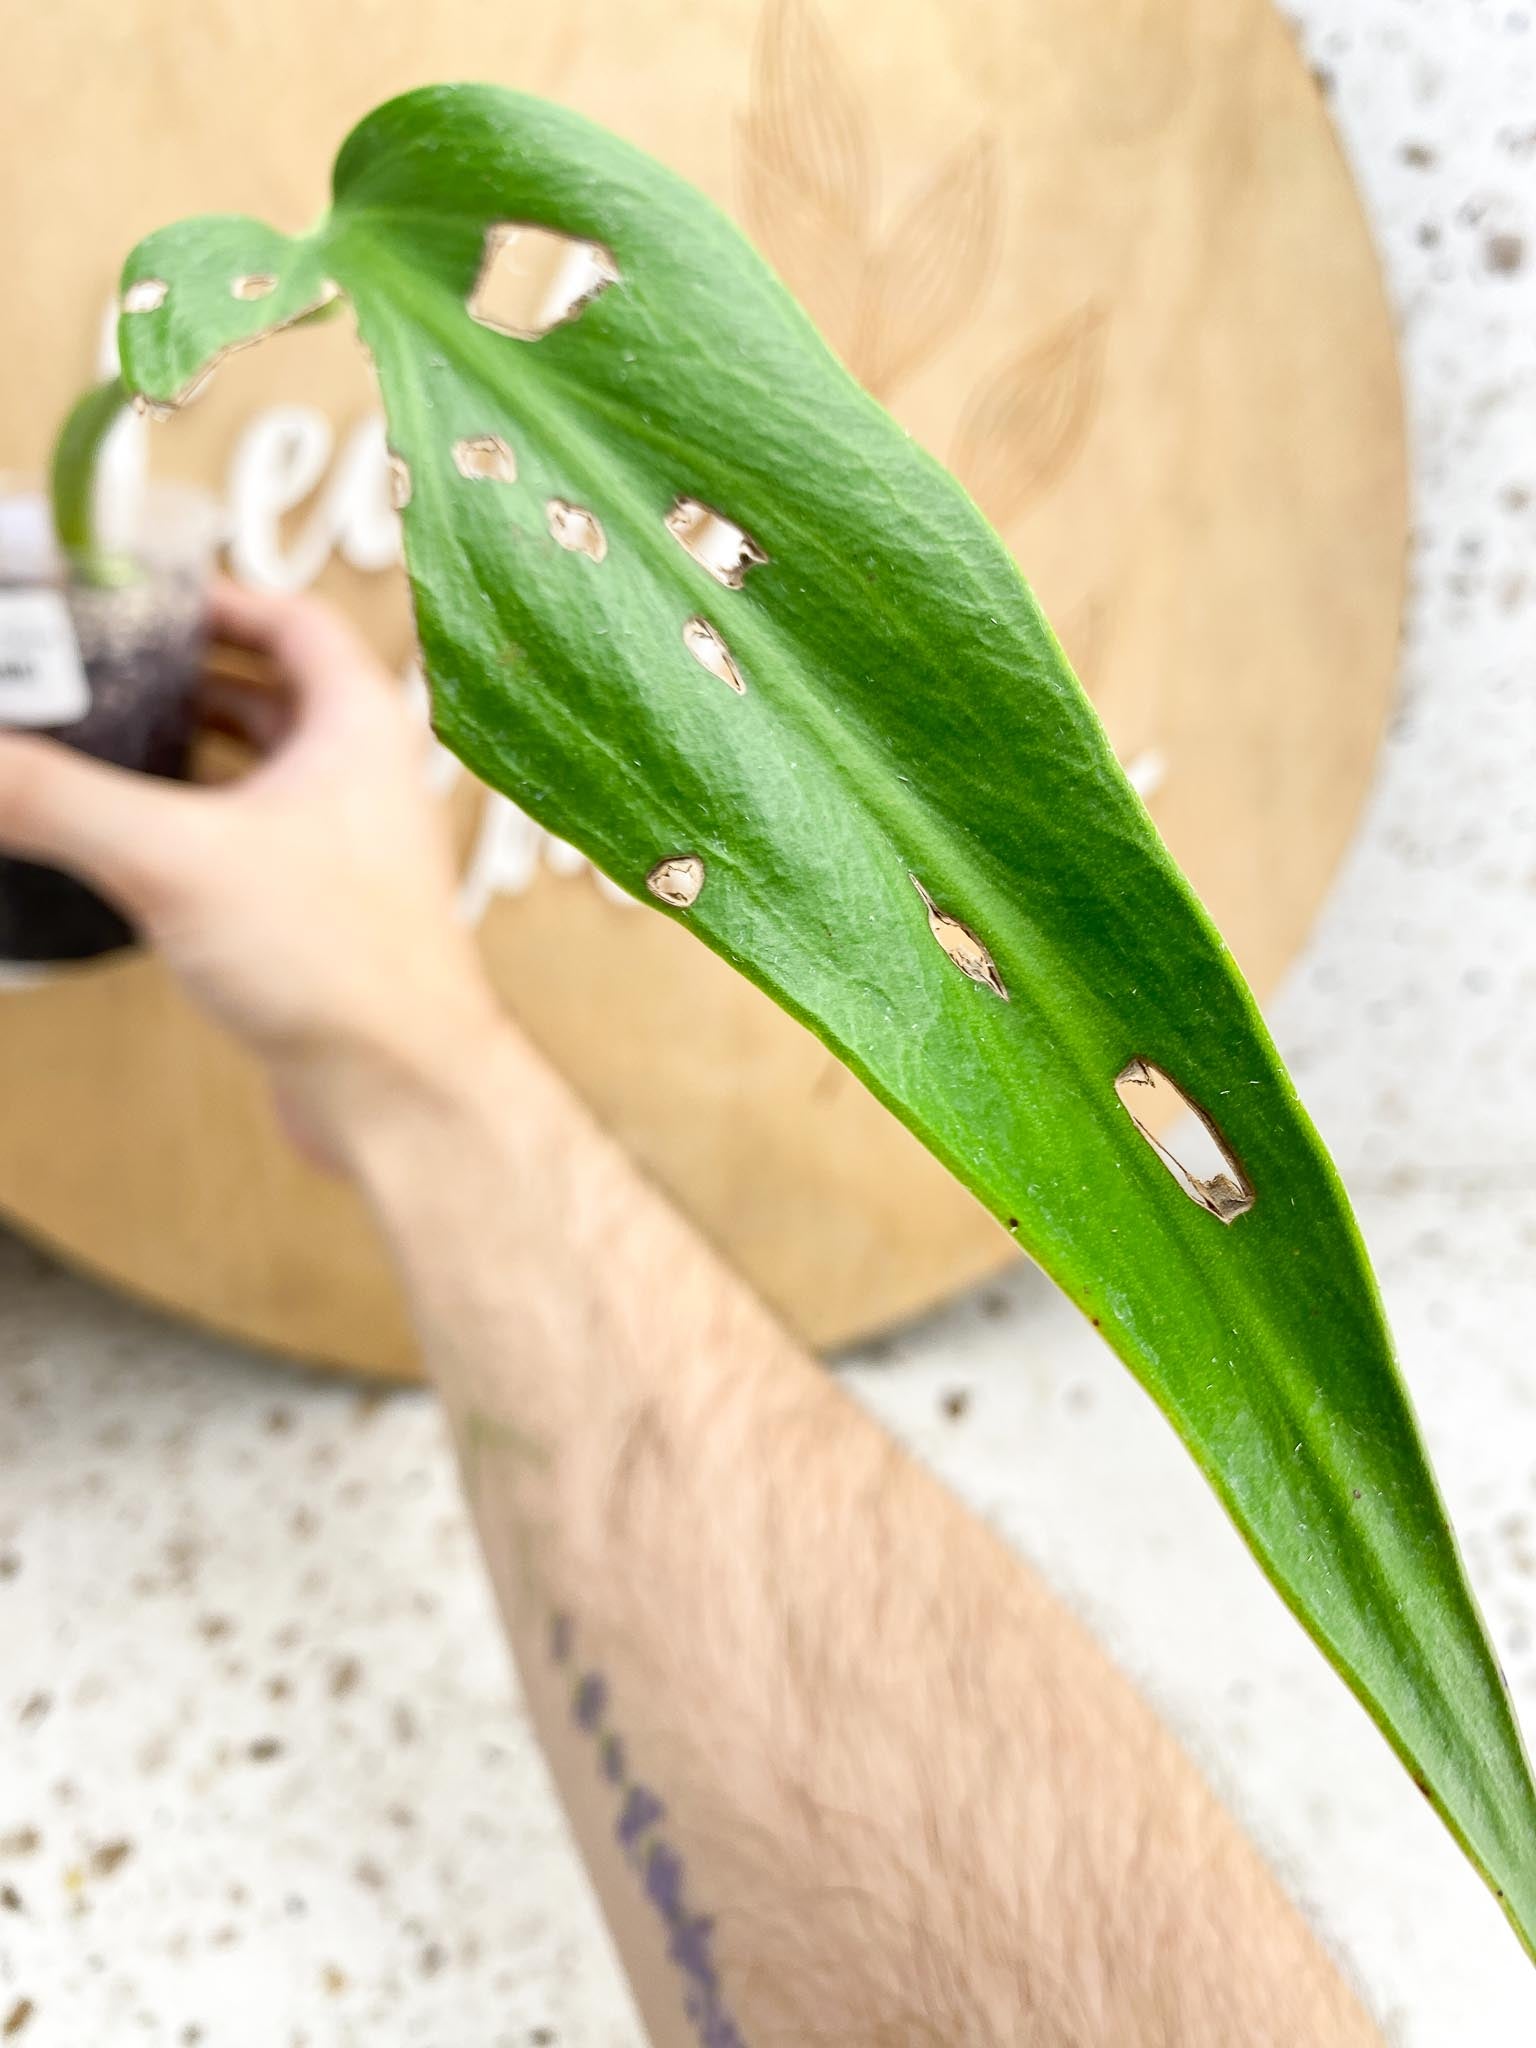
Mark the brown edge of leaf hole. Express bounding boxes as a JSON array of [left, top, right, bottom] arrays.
[[663, 498, 770, 590], [646, 855, 705, 909], [546, 498, 608, 562], [682, 616, 747, 694], [466, 222, 621, 342], [1113, 1058, 1256, 1224], [127, 280, 342, 412], [908, 873, 1009, 1000], [454, 435, 518, 483]]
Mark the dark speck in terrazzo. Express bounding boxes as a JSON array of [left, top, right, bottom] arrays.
[[1487, 231, 1526, 273], [352, 1387, 391, 1426], [329, 1656, 362, 1699]]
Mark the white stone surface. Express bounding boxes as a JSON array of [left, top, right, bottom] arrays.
[[3, 1, 1536, 2039]]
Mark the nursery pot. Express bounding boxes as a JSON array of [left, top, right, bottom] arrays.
[[0, 479, 216, 963]]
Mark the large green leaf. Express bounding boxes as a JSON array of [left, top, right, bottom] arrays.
[[111, 84, 1536, 1947]]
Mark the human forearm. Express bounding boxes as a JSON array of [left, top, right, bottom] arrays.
[[0, 584, 1377, 2044], [343, 1024, 1382, 2048]]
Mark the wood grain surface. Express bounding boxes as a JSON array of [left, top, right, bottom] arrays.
[[0, 0, 1407, 1376]]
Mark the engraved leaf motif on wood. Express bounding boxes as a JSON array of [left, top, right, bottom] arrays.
[[953, 303, 1107, 527], [745, 0, 873, 233], [853, 133, 1001, 400], [738, 0, 874, 358], [738, 133, 864, 361]]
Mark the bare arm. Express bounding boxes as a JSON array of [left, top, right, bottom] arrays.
[[0, 585, 1381, 2047]]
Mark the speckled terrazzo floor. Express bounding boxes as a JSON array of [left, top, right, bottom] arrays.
[[3, 0, 1536, 2041]]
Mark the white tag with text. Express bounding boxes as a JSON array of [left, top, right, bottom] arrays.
[[0, 591, 90, 729]]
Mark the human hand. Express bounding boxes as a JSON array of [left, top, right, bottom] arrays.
[[0, 580, 504, 1166]]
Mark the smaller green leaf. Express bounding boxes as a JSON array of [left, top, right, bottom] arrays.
[[50, 376, 134, 584], [118, 223, 339, 413]]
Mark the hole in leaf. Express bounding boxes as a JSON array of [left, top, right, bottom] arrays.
[[178, 365, 220, 409], [230, 273, 279, 301], [468, 223, 619, 341], [909, 874, 1008, 1000], [546, 499, 607, 561], [664, 499, 768, 589], [129, 282, 344, 414], [681, 617, 747, 695], [646, 855, 705, 908], [454, 435, 518, 484], [122, 278, 168, 314], [387, 454, 412, 511], [1113, 1059, 1255, 1224]]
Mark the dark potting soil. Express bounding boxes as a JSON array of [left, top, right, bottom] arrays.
[[0, 570, 205, 963]]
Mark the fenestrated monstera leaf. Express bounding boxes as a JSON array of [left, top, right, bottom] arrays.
[[108, 84, 1536, 1949]]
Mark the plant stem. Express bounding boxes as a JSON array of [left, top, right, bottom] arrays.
[[49, 376, 135, 585]]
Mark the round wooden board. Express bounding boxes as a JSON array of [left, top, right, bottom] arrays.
[[0, 0, 1406, 1378]]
